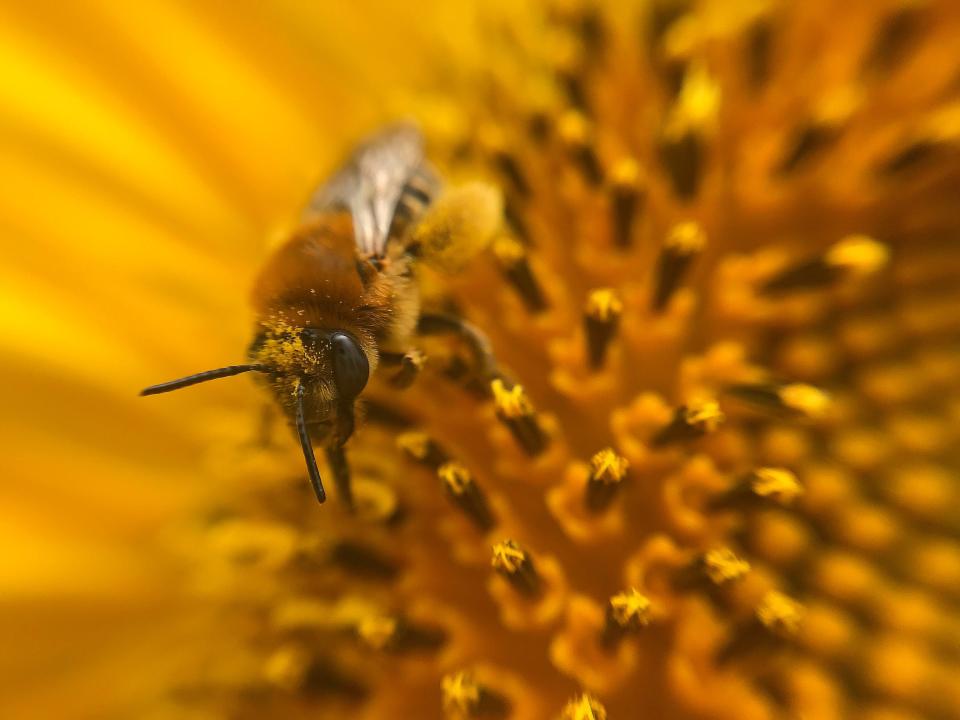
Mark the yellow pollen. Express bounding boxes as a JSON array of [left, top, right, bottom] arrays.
[[491, 539, 527, 574], [751, 467, 803, 505], [665, 220, 707, 254], [441, 671, 481, 717], [664, 62, 721, 138], [590, 448, 629, 485], [491, 379, 534, 418], [558, 110, 591, 146], [825, 235, 890, 276], [439, 461, 472, 495], [778, 383, 832, 418], [560, 693, 608, 720], [684, 399, 725, 432], [584, 288, 623, 322], [263, 645, 310, 691], [757, 591, 805, 638], [492, 235, 526, 265], [357, 615, 398, 650], [610, 157, 643, 188], [703, 547, 751, 585], [609, 588, 652, 628], [396, 431, 432, 460]]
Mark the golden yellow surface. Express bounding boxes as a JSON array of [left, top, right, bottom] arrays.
[[2, 0, 960, 719]]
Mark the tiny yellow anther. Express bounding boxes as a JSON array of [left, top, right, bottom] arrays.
[[778, 383, 831, 419], [590, 448, 629, 485], [584, 288, 623, 322], [491, 379, 534, 418], [757, 591, 805, 638], [492, 235, 526, 265], [751, 467, 803, 505], [396, 431, 432, 459], [491, 539, 527, 574], [357, 615, 398, 650], [442, 671, 482, 718], [560, 693, 608, 720], [703, 547, 751, 586], [263, 646, 310, 691], [609, 588, 652, 629], [665, 221, 707, 254], [558, 110, 591, 146], [610, 157, 643, 188], [439, 462, 472, 495], [825, 235, 889, 277], [684, 399, 725, 432]]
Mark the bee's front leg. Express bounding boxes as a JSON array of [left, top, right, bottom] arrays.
[[379, 349, 426, 389], [416, 312, 504, 390]]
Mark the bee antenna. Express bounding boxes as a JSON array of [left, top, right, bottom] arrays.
[[295, 380, 326, 504], [139, 364, 268, 396]]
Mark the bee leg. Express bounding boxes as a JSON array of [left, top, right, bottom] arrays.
[[325, 444, 354, 511], [416, 312, 501, 386], [380, 349, 426, 389]]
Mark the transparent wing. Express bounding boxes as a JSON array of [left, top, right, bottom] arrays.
[[304, 122, 425, 258]]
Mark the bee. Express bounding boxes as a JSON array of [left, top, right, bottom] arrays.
[[142, 123, 502, 506]]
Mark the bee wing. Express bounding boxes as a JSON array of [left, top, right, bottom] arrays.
[[304, 122, 426, 258]]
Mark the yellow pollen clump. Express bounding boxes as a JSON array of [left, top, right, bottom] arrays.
[[664, 62, 721, 137], [491, 379, 535, 418], [491, 539, 528, 574], [558, 110, 591, 146], [703, 547, 751, 585], [439, 461, 472, 494], [778, 383, 832, 419], [357, 615, 399, 650], [441, 671, 481, 718], [584, 289, 623, 322], [492, 234, 527, 265], [825, 235, 890, 276], [609, 588, 652, 629], [757, 591, 805, 639], [610, 157, 643, 188], [683, 399, 725, 432], [560, 693, 607, 720], [665, 220, 707, 254], [590, 448, 629, 485], [262, 645, 310, 691], [751, 467, 803, 505]]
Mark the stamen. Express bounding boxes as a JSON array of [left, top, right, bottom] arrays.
[[493, 236, 548, 313], [710, 467, 803, 509], [651, 399, 724, 446], [600, 588, 651, 648], [441, 671, 510, 720], [717, 590, 805, 664], [652, 221, 706, 311], [609, 158, 645, 248], [761, 235, 888, 294], [491, 539, 541, 597], [583, 288, 622, 370], [491, 379, 548, 456], [726, 381, 831, 419], [659, 64, 719, 199], [673, 547, 751, 590], [439, 461, 496, 530], [559, 111, 604, 186], [756, 590, 805, 639], [585, 447, 629, 512], [389, 349, 426, 389], [357, 614, 446, 653], [396, 431, 449, 470], [559, 693, 607, 720]]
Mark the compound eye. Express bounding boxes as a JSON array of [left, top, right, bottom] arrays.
[[330, 332, 369, 400]]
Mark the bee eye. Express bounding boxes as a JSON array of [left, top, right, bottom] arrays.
[[330, 332, 369, 399]]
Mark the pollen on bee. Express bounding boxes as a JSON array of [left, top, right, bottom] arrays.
[[411, 182, 503, 273]]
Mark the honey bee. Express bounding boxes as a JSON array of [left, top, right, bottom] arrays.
[[142, 124, 502, 506]]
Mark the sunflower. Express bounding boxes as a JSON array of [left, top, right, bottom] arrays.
[[3, 1, 960, 719]]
